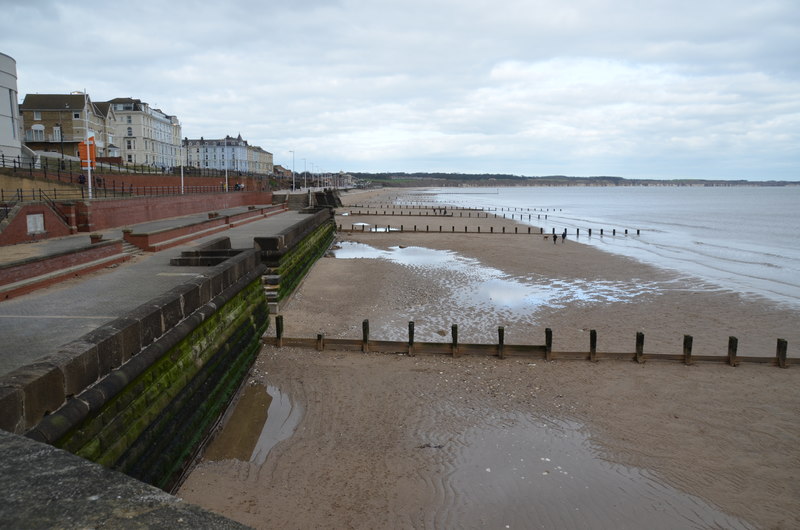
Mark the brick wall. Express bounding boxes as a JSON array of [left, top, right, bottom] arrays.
[[0, 204, 73, 246], [0, 240, 121, 287], [72, 191, 273, 232]]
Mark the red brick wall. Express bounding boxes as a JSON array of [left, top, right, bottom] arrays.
[[0, 204, 73, 246], [73, 191, 273, 231], [0, 240, 121, 286], [91, 174, 265, 192]]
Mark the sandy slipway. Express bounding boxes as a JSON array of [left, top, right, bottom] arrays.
[[178, 189, 800, 529]]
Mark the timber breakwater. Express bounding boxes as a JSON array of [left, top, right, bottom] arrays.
[[0, 189, 338, 527]]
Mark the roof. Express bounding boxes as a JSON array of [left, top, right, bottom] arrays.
[[20, 94, 90, 111]]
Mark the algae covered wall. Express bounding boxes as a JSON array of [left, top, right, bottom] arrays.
[[276, 220, 336, 301], [257, 208, 336, 306], [57, 276, 268, 490], [9, 250, 269, 491]]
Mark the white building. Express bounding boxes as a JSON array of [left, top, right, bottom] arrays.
[[183, 134, 250, 173], [106, 97, 181, 168], [0, 52, 21, 162]]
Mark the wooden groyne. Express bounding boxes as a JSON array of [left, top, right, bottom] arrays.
[[340, 206, 639, 236], [338, 223, 637, 237], [265, 317, 792, 368]]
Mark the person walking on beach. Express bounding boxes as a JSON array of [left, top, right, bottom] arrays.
[[553, 234, 558, 244], [562, 229, 567, 242]]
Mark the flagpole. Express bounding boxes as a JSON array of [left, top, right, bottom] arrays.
[[84, 90, 93, 199]]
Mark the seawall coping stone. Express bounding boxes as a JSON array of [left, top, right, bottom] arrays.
[[127, 304, 166, 348], [149, 292, 186, 332], [169, 282, 202, 319], [4, 361, 66, 429], [103, 316, 143, 364], [0, 385, 23, 432], [45, 343, 100, 397]]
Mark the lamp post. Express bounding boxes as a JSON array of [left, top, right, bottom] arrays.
[[179, 144, 184, 194], [290, 150, 295, 191], [224, 135, 229, 192], [83, 91, 93, 200]]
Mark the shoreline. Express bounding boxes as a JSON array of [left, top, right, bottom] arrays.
[[178, 188, 800, 529]]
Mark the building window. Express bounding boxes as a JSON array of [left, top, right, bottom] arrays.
[[33, 111, 41, 120], [127, 127, 133, 136], [53, 126, 61, 141], [126, 115, 132, 124], [73, 112, 80, 119], [29, 124, 45, 141], [126, 140, 133, 150], [127, 154, 133, 163]]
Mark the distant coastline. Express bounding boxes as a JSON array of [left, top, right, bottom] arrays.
[[349, 172, 800, 188]]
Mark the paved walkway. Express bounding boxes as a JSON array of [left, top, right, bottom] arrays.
[[0, 208, 314, 376]]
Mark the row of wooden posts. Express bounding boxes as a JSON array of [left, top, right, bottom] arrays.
[[267, 317, 791, 368], [350, 204, 563, 213], [340, 223, 638, 236], [347, 209, 561, 221]]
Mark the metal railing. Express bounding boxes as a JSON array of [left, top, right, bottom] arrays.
[[0, 152, 276, 182], [0, 185, 230, 203]]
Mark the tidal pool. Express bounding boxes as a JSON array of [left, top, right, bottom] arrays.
[[333, 242, 671, 341], [431, 413, 752, 529], [201, 383, 302, 465]]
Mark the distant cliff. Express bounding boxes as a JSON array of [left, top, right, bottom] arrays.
[[349, 172, 798, 187]]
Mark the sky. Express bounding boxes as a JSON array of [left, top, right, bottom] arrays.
[[1, 0, 798, 180]]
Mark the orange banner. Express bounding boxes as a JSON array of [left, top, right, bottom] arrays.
[[79, 137, 96, 169]]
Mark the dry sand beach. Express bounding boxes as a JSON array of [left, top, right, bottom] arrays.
[[178, 189, 800, 529]]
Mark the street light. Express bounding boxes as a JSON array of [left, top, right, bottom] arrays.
[[290, 150, 295, 191], [179, 144, 184, 194], [83, 90, 93, 200], [224, 135, 228, 192]]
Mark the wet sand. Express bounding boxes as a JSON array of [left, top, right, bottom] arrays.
[[178, 188, 800, 529]]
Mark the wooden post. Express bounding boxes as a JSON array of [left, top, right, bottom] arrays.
[[683, 334, 693, 365], [776, 338, 788, 368], [451, 324, 459, 357], [362, 319, 369, 352], [408, 321, 415, 356], [588, 228, 592, 236], [635, 332, 645, 363], [589, 329, 597, 362], [545, 328, 553, 361], [498, 326, 505, 359], [727, 336, 738, 367], [316, 333, 325, 351], [275, 314, 284, 347]]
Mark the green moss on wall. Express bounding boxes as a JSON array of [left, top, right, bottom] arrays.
[[54, 277, 268, 490], [276, 221, 335, 301]]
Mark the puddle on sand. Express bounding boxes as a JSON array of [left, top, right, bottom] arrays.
[[333, 242, 669, 341], [432, 413, 753, 529], [202, 383, 301, 466]]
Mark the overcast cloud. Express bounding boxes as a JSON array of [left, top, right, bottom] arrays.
[[2, 0, 798, 179]]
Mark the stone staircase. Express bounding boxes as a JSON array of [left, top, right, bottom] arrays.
[[122, 240, 145, 256]]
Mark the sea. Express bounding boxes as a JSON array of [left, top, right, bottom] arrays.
[[409, 185, 800, 310]]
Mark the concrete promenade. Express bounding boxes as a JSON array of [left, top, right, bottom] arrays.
[[0, 206, 314, 376]]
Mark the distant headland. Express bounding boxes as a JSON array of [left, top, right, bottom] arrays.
[[349, 172, 799, 188]]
